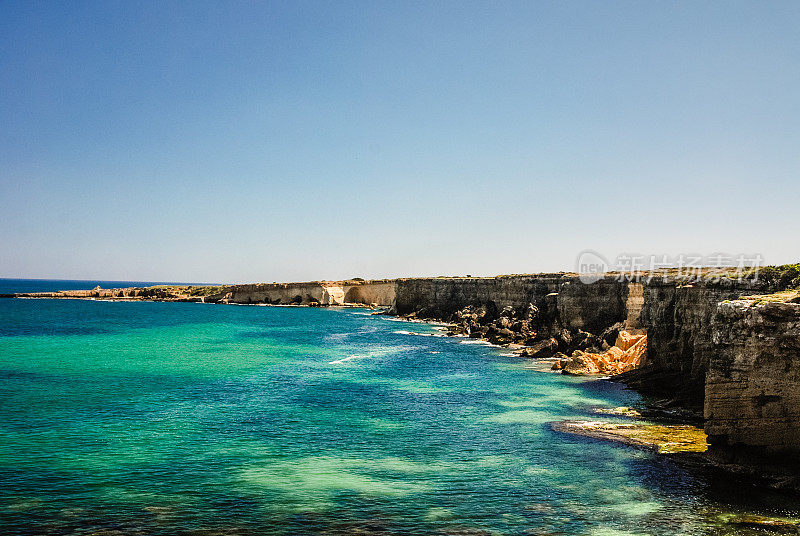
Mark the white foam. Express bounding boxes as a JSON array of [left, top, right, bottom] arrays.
[[323, 333, 349, 342], [393, 330, 445, 337], [327, 345, 416, 365], [328, 355, 361, 364]]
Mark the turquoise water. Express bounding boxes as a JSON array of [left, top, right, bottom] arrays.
[[1, 293, 798, 535]]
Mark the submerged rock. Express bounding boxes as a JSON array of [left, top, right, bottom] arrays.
[[551, 420, 708, 454], [594, 406, 642, 418], [720, 514, 800, 534]]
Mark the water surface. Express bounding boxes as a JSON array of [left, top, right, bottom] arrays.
[[0, 286, 797, 535]]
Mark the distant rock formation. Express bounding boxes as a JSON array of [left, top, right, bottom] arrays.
[[9, 279, 397, 307]]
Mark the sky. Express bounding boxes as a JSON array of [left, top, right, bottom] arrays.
[[1, 1, 798, 283]]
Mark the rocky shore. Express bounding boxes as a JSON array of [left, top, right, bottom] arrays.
[[389, 267, 800, 491], [407, 299, 648, 376]]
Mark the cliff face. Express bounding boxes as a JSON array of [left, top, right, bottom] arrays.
[[394, 275, 630, 334], [12, 280, 397, 307], [628, 279, 767, 406], [219, 280, 396, 306], [394, 276, 559, 317], [395, 272, 800, 461], [393, 278, 772, 388], [707, 295, 800, 455]]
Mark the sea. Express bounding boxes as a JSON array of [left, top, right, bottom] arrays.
[[0, 279, 797, 535]]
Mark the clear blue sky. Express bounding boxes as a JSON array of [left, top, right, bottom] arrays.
[[1, 1, 798, 283]]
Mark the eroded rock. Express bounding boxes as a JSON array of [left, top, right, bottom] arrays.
[[553, 331, 647, 375]]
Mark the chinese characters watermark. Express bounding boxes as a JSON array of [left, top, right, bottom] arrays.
[[576, 250, 764, 284]]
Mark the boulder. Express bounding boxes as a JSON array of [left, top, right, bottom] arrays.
[[615, 330, 646, 352], [553, 332, 648, 375], [525, 303, 540, 321], [562, 354, 599, 375], [519, 337, 559, 358]]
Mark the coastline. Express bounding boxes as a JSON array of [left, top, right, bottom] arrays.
[[5, 268, 800, 493], [384, 311, 800, 495]]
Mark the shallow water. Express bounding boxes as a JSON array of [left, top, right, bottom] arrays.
[[0, 292, 798, 535]]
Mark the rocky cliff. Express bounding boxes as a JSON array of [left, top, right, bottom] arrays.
[[10, 279, 397, 307], [707, 291, 800, 456], [393, 268, 800, 464], [394, 275, 768, 408], [394, 275, 631, 334], [209, 279, 396, 306], [618, 278, 767, 410]]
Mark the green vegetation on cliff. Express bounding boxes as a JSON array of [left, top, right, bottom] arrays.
[[187, 285, 225, 296], [755, 263, 800, 290], [733, 263, 800, 290]]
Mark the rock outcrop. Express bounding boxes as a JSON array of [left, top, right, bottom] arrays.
[[706, 291, 800, 456], [613, 278, 767, 409], [553, 331, 647, 375], [395, 275, 636, 366], [552, 420, 708, 454], [391, 267, 800, 466], [394, 275, 629, 334]]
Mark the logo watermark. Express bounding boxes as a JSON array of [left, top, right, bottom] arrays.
[[576, 249, 610, 284], [576, 251, 764, 284]]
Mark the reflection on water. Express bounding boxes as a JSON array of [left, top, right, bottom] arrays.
[[0, 299, 798, 535]]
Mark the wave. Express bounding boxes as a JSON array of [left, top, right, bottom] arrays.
[[328, 345, 417, 365], [323, 333, 349, 342], [328, 355, 362, 364], [393, 330, 446, 338]]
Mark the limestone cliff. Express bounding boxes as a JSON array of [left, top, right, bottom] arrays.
[[392, 268, 800, 465], [205, 279, 396, 306], [394, 275, 630, 334], [11, 279, 397, 307], [707, 291, 800, 456], [619, 278, 767, 408]]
